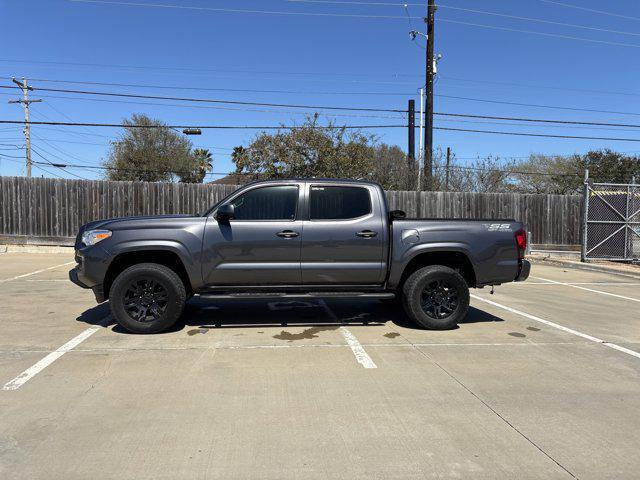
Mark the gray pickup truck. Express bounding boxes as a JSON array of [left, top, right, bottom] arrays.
[[69, 179, 530, 333]]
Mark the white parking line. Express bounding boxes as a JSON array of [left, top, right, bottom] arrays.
[[514, 282, 640, 286], [0, 261, 75, 283], [532, 276, 640, 303], [471, 294, 640, 360], [2, 317, 111, 391], [316, 299, 377, 369], [25, 279, 70, 283]]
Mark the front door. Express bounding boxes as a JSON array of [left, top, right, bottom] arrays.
[[301, 184, 386, 285], [202, 184, 303, 286]]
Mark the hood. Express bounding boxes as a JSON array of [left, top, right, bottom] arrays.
[[82, 214, 197, 230], [75, 214, 198, 247]]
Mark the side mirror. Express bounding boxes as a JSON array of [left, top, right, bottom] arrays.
[[215, 203, 235, 222], [389, 209, 406, 221]]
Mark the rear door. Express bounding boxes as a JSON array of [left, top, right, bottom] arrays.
[[202, 184, 303, 286], [301, 183, 386, 285]]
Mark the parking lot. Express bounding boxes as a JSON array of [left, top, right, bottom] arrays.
[[1, 252, 640, 479]]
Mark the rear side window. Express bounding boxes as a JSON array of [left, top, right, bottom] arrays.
[[231, 185, 298, 220], [310, 186, 371, 220]]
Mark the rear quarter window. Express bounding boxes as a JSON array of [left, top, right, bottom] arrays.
[[310, 186, 371, 220]]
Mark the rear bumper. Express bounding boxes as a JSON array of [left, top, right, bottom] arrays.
[[515, 259, 531, 282]]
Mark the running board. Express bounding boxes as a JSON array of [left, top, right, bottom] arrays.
[[196, 292, 396, 300]]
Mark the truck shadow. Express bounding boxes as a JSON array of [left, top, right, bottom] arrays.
[[76, 298, 503, 334]]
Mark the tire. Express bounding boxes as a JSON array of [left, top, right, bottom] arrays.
[[401, 265, 470, 330], [109, 263, 186, 334]]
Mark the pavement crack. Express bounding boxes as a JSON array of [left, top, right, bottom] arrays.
[[394, 331, 578, 479]]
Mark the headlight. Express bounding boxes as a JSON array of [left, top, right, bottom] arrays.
[[81, 229, 112, 246]]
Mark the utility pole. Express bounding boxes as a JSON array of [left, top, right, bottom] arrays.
[[408, 99, 415, 171], [8, 77, 41, 177], [423, 0, 436, 191], [445, 146, 451, 191], [417, 88, 424, 192]]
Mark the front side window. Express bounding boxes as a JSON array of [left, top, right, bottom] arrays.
[[310, 186, 371, 220], [231, 185, 298, 221]]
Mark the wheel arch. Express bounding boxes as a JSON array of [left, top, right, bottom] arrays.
[[394, 248, 477, 290], [103, 249, 193, 300]]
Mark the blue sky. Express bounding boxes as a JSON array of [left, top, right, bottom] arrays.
[[1, 0, 639, 181]]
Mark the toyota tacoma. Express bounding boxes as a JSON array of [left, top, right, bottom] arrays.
[[69, 179, 530, 333]]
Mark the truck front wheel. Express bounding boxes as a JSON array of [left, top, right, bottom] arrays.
[[402, 265, 470, 330], [109, 263, 186, 334]]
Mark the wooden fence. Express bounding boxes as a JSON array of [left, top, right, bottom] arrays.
[[0, 176, 582, 246]]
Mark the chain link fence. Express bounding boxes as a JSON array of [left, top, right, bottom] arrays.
[[582, 180, 640, 262]]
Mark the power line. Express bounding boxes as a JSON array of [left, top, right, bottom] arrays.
[[29, 93, 406, 120], [0, 59, 418, 79], [32, 158, 588, 179], [438, 4, 640, 37], [6, 71, 639, 100], [0, 85, 405, 113], [433, 126, 640, 142], [31, 147, 88, 179], [435, 117, 640, 133], [8, 82, 640, 119], [439, 18, 640, 49], [434, 112, 640, 129], [433, 163, 581, 178], [4, 119, 640, 142], [30, 159, 237, 178], [290, 1, 640, 37], [0, 120, 403, 129], [68, 0, 640, 48], [539, 0, 640, 22], [31, 133, 91, 164], [32, 163, 65, 179], [19, 77, 415, 96], [438, 75, 640, 99], [435, 94, 640, 117], [69, 0, 416, 18]]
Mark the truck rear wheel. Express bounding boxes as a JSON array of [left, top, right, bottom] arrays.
[[402, 265, 469, 330], [109, 263, 186, 334]]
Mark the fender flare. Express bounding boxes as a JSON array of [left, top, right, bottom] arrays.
[[387, 242, 478, 289], [107, 240, 201, 289]]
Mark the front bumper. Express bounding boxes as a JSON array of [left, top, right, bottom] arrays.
[[515, 259, 531, 282], [69, 245, 110, 303], [69, 266, 106, 303], [69, 266, 89, 289]]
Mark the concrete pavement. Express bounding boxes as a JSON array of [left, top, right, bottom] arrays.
[[1, 252, 639, 479]]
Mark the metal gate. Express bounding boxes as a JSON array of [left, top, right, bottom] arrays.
[[582, 181, 640, 262]]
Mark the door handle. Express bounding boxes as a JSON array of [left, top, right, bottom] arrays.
[[356, 230, 378, 238], [276, 230, 300, 238]]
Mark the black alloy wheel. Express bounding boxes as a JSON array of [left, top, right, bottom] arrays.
[[420, 279, 459, 319], [109, 263, 187, 334], [401, 265, 470, 330], [123, 277, 169, 323]]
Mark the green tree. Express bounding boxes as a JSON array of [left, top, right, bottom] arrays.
[[432, 151, 520, 193], [178, 148, 213, 183], [509, 154, 581, 194], [370, 144, 414, 190], [231, 116, 376, 181], [509, 150, 639, 194], [103, 114, 196, 182], [576, 149, 640, 184]]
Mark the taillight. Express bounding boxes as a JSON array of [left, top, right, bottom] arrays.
[[515, 228, 527, 259]]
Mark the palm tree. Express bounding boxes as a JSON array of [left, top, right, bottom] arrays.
[[180, 148, 213, 183]]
